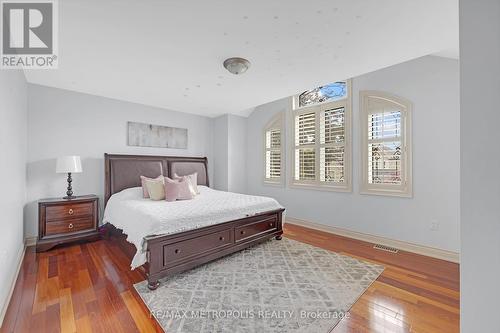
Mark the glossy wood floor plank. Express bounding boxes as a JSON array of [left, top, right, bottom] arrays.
[[1, 223, 459, 333], [284, 224, 459, 333]]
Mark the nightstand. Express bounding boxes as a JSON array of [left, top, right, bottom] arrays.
[[37, 195, 100, 252]]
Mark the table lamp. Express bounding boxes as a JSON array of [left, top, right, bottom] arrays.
[[56, 156, 82, 199]]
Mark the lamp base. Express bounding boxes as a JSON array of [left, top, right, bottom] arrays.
[[65, 172, 74, 199]]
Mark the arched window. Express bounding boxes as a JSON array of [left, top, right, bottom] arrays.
[[263, 112, 284, 185], [291, 80, 352, 192], [360, 91, 412, 197]]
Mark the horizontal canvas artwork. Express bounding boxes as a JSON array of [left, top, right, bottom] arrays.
[[127, 122, 188, 149]]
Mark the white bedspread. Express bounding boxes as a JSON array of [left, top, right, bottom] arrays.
[[102, 186, 284, 269]]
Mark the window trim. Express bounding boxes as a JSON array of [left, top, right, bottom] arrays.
[[263, 112, 285, 186], [360, 90, 413, 197], [289, 80, 352, 192]]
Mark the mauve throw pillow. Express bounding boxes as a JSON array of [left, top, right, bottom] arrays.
[[164, 177, 180, 202], [164, 177, 195, 201], [140, 175, 164, 198], [173, 172, 199, 194]]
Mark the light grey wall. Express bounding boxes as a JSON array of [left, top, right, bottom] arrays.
[[460, 0, 500, 331], [227, 114, 247, 194], [212, 114, 248, 193], [0, 70, 27, 320], [246, 56, 460, 252], [26, 84, 213, 238], [212, 115, 229, 191]]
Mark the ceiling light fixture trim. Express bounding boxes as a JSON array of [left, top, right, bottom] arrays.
[[223, 57, 251, 75]]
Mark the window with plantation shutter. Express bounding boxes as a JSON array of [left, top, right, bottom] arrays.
[[264, 113, 284, 185], [291, 80, 352, 191], [360, 91, 412, 197]]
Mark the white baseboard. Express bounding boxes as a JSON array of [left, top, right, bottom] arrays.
[[24, 236, 37, 247], [0, 243, 26, 326], [286, 217, 460, 263]]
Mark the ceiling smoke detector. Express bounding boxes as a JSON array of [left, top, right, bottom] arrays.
[[223, 57, 251, 75]]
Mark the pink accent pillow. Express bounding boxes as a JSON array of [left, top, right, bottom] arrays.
[[173, 172, 199, 194], [140, 175, 164, 198], [164, 177, 196, 201], [164, 178, 180, 202]]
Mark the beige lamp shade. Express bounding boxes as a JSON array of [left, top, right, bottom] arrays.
[[56, 156, 82, 173]]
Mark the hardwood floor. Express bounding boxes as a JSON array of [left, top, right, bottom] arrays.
[[285, 224, 459, 332], [1, 223, 459, 333]]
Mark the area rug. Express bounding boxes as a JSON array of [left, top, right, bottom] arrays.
[[134, 237, 384, 333]]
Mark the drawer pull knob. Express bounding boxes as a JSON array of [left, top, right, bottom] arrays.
[[68, 223, 74, 229], [240, 231, 245, 235], [269, 223, 273, 227], [174, 249, 180, 254], [68, 209, 74, 215], [219, 236, 224, 241]]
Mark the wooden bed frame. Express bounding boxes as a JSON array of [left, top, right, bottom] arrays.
[[104, 154, 284, 290]]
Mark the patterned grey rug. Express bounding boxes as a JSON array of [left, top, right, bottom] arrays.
[[134, 238, 384, 333]]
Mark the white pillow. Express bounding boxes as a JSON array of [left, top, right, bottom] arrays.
[[145, 178, 166, 200]]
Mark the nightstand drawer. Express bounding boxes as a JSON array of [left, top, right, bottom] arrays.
[[46, 202, 93, 221], [46, 217, 94, 236]]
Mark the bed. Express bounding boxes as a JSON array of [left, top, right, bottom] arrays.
[[103, 154, 285, 290]]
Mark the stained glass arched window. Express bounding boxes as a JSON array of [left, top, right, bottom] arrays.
[[298, 81, 347, 108]]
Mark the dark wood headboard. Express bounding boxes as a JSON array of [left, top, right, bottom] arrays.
[[104, 153, 209, 205]]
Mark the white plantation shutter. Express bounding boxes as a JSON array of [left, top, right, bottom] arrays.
[[268, 129, 281, 148], [320, 107, 345, 183], [321, 107, 345, 144], [320, 147, 345, 182], [296, 112, 316, 145], [266, 151, 281, 178], [292, 88, 351, 191], [294, 111, 316, 181], [367, 110, 402, 185], [361, 91, 412, 197], [367, 105, 403, 185], [264, 113, 284, 184], [295, 148, 315, 180], [368, 111, 401, 139], [265, 129, 281, 179]]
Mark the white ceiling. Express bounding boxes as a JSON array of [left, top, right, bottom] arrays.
[[25, 0, 458, 117]]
